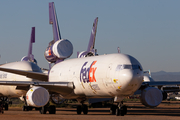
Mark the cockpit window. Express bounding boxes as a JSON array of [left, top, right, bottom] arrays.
[[116, 64, 142, 71]]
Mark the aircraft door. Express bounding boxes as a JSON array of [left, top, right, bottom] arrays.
[[104, 63, 114, 89]]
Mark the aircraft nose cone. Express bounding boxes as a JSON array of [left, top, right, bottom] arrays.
[[120, 70, 134, 84], [119, 69, 143, 94]]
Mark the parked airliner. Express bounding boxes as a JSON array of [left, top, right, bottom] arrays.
[[1, 2, 180, 116], [0, 27, 47, 111]]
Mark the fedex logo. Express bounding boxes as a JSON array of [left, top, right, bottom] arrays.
[[80, 61, 97, 83]]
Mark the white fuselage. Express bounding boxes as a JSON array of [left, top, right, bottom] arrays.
[[0, 61, 42, 97], [49, 53, 144, 99]]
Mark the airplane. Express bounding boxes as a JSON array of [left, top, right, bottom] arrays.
[[0, 2, 143, 116], [76, 17, 180, 108], [0, 2, 180, 116], [0, 27, 47, 111], [140, 71, 180, 104]]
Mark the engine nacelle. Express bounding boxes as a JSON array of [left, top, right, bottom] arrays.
[[26, 86, 49, 107], [44, 39, 73, 63], [140, 87, 162, 107], [78, 51, 95, 58], [21, 56, 37, 64]]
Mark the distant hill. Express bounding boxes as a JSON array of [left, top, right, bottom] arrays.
[[151, 71, 180, 81]]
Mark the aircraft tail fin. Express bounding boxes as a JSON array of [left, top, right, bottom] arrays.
[[77, 17, 98, 58], [49, 2, 61, 42], [44, 2, 73, 64], [87, 17, 98, 52], [28, 27, 35, 61], [21, 27, 37, 63]]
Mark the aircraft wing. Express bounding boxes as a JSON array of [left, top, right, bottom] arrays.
[[141, 81, 180, 93], [0, 67, 48, 81], [0, 81, 74, 96], [142, 81, 180, 86]]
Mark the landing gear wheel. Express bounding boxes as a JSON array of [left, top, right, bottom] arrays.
[[22, 106, 25, 111], [120, 108, 125, 116], [4, 103, 8, 110], [22, 106, 29, 111], [110, 105, 117, 115], [116, 107, 125, 116], [77, 105, 82, 114], [49, 105, 56, 114], [115, 105, 127, 116], [122, 105, 127, 115], [28, 106, 33, 111], [40, 106, 47, 114], [115, 101, 127, 116], [116, 108, 120, 116], [82, 105, 88, 114]]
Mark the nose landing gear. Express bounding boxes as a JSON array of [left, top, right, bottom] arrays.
[[110, 101, 127, 116]]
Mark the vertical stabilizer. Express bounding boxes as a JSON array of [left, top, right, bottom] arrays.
[[49, 2, 61, 42], [77, 17, 98, 58], [87, 17, 98, 52], [21, 27, 36, 63], [28, 27, 35, 62], [44, 2, 73, 64]]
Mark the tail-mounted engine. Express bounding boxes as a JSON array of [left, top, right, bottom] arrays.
[[21, 56, 37, 64], [44, 39, 73, 63], [26, 86, 49, 107], [78, 51, 95, 58]]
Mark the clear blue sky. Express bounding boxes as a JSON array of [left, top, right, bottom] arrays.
[[0, 0, 180, 72]]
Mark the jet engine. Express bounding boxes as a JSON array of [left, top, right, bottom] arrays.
[[21, 56, 37, 64], [140, 87, 163, 107], [26, 86, 49, 107], [44, 39, 73, 63], [78, 51, 95, 58]]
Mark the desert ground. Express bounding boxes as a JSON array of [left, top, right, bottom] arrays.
[[0, 101, 180, 120]]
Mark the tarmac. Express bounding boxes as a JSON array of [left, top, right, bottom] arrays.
[[1, 101, 180, 120]]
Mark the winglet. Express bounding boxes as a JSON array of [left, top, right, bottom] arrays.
[[49, 2, 61, 42], [87, 17, 98, 52]]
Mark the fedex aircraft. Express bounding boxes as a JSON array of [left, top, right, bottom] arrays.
[[1, 2, 180, 116], [0, 27, 47, 111], [78, 17, 178, 107]]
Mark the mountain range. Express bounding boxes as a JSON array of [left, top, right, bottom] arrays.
[[150, 71, 180, 81]]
